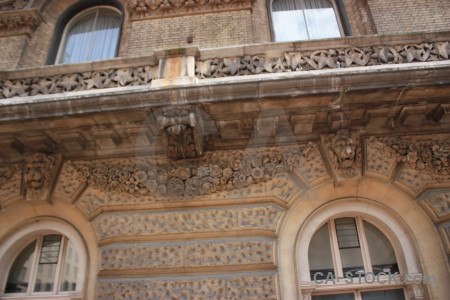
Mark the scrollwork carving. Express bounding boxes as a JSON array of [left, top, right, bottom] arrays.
[[195, 42, 450, 78]]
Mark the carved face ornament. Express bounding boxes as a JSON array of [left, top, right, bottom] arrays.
[[332, 132, 356, 168]]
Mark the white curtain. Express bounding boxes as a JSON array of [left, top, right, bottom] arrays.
[[58, 9, 121, 64], [272, 0, 341, 41]]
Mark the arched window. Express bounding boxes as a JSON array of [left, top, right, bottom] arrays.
[[55, 6, 122, 64], [270, 0, 342, 41], [0, 221, 87, 299], [3, 234, 78, 297], [307, 216, 406, 299]]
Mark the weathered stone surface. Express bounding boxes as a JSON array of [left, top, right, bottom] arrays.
[[0, 163, 21, 208], [196, 42, 450, 78], [93, 204, 282, 239], [24, 153, 58, 200], [100, 239, 273, 269], [291, 142, 328, 183], [98, 275, 276, 299], [0, 0, 28, 12], [0, 9, 41, 36], [425, 192, 450, 218], [365, 137, 398, 177], [53, 161, 84, 200]]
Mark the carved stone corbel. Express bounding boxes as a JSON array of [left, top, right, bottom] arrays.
[[405, 277, 426, 300], [322, 129, 361, 180], [156, 106, 205, 160], [24, 153, 61, 201]]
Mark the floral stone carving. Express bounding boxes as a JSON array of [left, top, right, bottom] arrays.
[[25, 153, 58, 200], [0, 9, 41, 36], [0, 164, 16, 187], [196, 42, 450, 78], [322, 130, 361, 179], [426, 192, 450, 218], [70, 144, 313, 199]]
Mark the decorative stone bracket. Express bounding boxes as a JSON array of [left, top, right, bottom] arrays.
[[156, 105, 206, 160], [24, 152, 61, 201]]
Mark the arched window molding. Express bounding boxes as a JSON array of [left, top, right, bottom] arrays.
[[46, 0, 124, 65], [268, 0, 348, 42], [296, 200, 423, 299], [0, 219, 87, 299]]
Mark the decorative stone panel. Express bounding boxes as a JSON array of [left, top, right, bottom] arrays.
[[0, 0, 28, 12], [92, 204, 282, 239], [195, 42, 450, 78], [0, 65, 157, 98], [365, 137, 398, 177], [98, 275, 276, 299], [0, 9, 41, 36], [423, 191, 450, 219], [369, 135, 450, 192], [100, 239, 273, 270], [54, 161, 85, 200]]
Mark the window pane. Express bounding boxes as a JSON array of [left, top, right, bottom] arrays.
[[335, 218, 364, 277], [34, 235, 62, 292], [272, 10, 308, 41], [58, 8, 121, 64], [5, 240, 36, 293], [312, 293, 354, 300], [364, 221, 398, 275], [303, 0, 340, 39], [88, 12, 121, 61], [361, 289, 406, 300], [60, 240, 78, 292], [309, 224, 334, 280]]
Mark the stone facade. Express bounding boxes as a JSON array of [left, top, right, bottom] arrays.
[[0, 1, 450, 300]]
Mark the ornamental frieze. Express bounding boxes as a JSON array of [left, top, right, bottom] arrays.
[[0, 164, 16, 187], [69, 144, 314, 199], [0, 65, 157, 98], [126, 0, 253, 20], [195, 42, 450, 78]]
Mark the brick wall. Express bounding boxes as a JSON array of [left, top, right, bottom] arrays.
[[127, 10, 253, 56], [0, 36, 27, 70], [368, 0, 450, 35]]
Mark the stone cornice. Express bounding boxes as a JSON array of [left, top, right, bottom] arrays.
[[0, 8, 41, 37], [125, 0, 254, 20]]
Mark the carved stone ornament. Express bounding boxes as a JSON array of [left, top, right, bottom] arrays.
[[369, 135, 450, 176], [25, 153, 58, 200], [323, 130, 361, 179], [0, 164, 17, 187], [156, 106, 205, 160], [425, 191, 450, 218], [196, 41, 450, 78], [406, 282, 425, 300], [0, 0, 28, 12], [126, 0, 253, 20], [0, 9, 41, 36], [69, 143, 313, 199], [0, 65, 158, 99]]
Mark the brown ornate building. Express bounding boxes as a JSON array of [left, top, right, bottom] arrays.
[[0, 0, 449, 299]]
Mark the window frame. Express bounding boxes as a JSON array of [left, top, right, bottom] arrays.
[[46, 0, 124, 65], [267, 0, 350, 42], [308, 216, 406, 298], [0, 221, 86, 299], [55, 5, 122, 65]]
